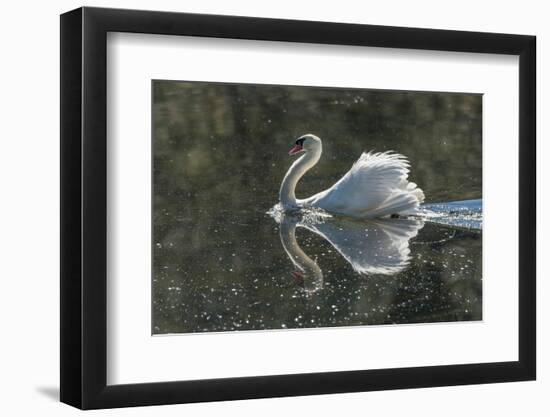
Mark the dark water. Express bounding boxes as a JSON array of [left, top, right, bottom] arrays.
[[152, 80, 482, 334]]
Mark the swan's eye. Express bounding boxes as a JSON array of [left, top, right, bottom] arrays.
[[296, 138, 305, 146]]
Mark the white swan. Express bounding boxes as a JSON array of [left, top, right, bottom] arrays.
[[280, 134, 425, 219]]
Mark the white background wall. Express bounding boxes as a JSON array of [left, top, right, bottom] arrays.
[[0, 0, 545, 415]]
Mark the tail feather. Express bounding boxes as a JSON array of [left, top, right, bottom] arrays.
[[362, 191, 423, 218]]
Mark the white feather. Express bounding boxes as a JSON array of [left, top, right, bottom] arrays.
[[303, 151, 425, 218]]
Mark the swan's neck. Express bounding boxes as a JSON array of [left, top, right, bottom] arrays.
[[279, 148, 322, 206]]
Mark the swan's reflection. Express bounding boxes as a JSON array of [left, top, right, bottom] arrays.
[[271, 208, 424, 293], [279, 218, 325, 294]]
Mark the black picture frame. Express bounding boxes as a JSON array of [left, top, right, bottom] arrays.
[[60, 6, 536, 410]]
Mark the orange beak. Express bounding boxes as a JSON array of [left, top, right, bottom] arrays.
[[288, 144, 303, 155]]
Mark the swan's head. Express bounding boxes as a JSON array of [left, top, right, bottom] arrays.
[[288, 134, 322, 156]]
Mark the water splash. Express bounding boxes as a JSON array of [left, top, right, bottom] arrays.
[[269, 199, 482, 231], [267, 203, 332, 225], [418, 199, 482, 230]]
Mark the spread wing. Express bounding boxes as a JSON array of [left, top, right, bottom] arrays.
[[307, 152, 424, 218]]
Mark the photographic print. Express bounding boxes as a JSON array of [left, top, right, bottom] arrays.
[[152, 80, 482, 335]]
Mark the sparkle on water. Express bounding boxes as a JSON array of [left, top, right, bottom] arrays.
[[152, 80, 482, 334]]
